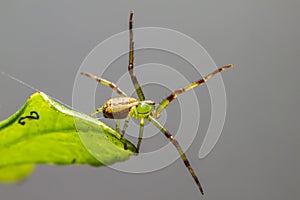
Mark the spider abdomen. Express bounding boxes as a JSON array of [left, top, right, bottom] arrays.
[[103, 97, 139, 119]]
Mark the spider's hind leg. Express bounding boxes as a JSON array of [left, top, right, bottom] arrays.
[[148, 115, 204, 195]]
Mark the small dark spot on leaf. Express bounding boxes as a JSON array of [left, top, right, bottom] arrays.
[[71, 158, 76, 164]]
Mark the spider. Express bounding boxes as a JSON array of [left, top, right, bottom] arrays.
[[81, 11, 233, 195]]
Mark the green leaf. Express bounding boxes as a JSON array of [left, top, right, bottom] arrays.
[[0, 92, 136, 182], [0, 164, 35, 183]]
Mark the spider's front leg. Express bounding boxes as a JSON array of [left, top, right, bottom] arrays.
[[128, 11, 146, 101], [153, 64, 234, 118]]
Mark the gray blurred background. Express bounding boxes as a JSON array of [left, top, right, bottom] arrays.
[[0, 1, 299, 200]]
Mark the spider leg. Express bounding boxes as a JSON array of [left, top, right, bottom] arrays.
[[128, 11, 145, 101], [90, 107, 103, 117], [121, 112, 132, 138], [81, 71, 128, 97], [148, 116, 204, 195], [116, 119, 121, 133], [136, 117, 145, 153], [153, 64, 233, 118]]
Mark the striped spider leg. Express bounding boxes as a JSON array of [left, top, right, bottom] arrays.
[[128, 11, 145, 101], [152, 64, 234, 118]]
